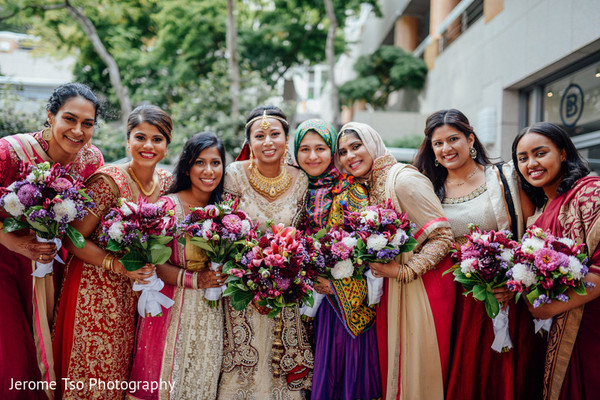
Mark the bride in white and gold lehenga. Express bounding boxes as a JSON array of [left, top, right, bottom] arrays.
[[218, 106, 313, 400]]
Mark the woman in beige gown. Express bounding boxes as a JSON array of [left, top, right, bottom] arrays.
[[218, 106, 313, 400]]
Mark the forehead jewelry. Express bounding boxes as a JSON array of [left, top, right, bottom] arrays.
[[259, 110, 270, 130], [341, 131, 348, 143]]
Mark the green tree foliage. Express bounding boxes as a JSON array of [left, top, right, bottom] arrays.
[[339, 45, 428, 110]]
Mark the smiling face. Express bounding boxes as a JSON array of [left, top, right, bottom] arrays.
[[296, 131, 332, 177], [47, 96, 96, 158], [337, 132, 373, 178], [187, 146, 223, 195], [516, 132, 566, 195], [430, 124, 475, 171], [128, 122, 169, 169], [248, 118, 287, 166]]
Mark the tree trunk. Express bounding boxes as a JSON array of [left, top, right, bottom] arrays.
[[65, 1, 132, 124], [323, 0, 339, 126], [226, 0, 240, 133]]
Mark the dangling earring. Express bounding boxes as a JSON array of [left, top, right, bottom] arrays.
[[126, 145, 131, 154], [164, 150, 169, 159], [282, 148, 289, 165], [248, 147, 254, 170], [434, 159, 440, 167], [469, 147, 477, 159], [42, 127, 52, 142]]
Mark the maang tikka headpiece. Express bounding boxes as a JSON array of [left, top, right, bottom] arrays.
[[259, 110, 270, 130], [244, 110, 289, 130]]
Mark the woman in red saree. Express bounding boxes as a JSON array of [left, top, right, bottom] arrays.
[[335, 122, 455, 399], [513, 122, 600, 400], [53, 105, 173, 400], [0, 83, 103, 400]]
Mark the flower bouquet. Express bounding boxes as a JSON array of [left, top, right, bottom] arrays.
[[344, 199, 418, 305], [0, 161, 94, 277], [179, 195, 259, 307], [100, 197, 177, 317], [446, 224, 518, 352], [223, 223, 315, 318], [507, 226, 594, 332]]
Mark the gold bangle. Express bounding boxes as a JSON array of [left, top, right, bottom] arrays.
[[111, 257, 118, 273], [396, 264, 404, 283], [192, 272, 199, 290], [177, 269, 185, 288], [102, 253, 114, 271]]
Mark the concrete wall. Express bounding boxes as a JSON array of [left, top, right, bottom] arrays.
[[420, 0, 600, 160]]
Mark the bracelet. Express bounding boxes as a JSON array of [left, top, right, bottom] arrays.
[[177, 269, 185, 288], [396, 264, 404, 282], [184, 270, 195, 289], [192, 272, 199, 290], [102, 253, 115, 272]]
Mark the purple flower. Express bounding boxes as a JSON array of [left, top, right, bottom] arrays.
[[17, 183, 41, 207], [140, 203, 159, 218], [50, 177, 73, 192], [533, 294, 551, 308], [556, 294, 569, 302]]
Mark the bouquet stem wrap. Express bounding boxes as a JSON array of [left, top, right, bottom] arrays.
[[205, 260, 225, 302], [491, 305, 513, 352], [300, 291, 325, 318], [534, 317, 553, 334], [32, 235, 63, 277], [365, 269, 384, 305], [132, 273, 175, 317]]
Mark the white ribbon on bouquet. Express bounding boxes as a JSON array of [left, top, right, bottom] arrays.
[[365, 269, 384, 306], [32, 235, 64, 277], [491, 305, 513, 352], [534, 317, 553, 334], [205, 261, 226, 302], [133, 273, 175, 317], [300, 292, 325, 318]]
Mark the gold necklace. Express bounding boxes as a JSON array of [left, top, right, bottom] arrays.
[[446, 165, 480, 187], [129, 167, 157, 197], [248, 165, 292, 200]]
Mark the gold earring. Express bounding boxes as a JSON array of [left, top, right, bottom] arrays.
[[434, 159, 439, 167], [470, 147, 477, 159], [126, 146, 131, 153], [282, 148, 288, 165], [249, 147, 254, 170], [42, 127, 52, 141], [165, 150, 169, 158]]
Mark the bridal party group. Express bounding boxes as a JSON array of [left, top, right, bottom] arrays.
[[1, 82, 599, 400]]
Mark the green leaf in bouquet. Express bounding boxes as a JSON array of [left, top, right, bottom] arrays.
[[399, 237, 418, 253], [27, 218, 49, 234], [304, 291, 315, 307], [576, 253, 587, 263], [106, 238, 123, 252], [65, 225, 85, 249], [473, 284, 487, 301], [230, 289, 254, 311], [223, 285, 240, 297], [268, 306, 282, 318], [149, 243, 172, 265], [2, 217, 28, 233], [526, 287, 543, 304], [485, 292, 500, 318], [515, 292, 522, 303], [189, 237, 214, 253], [120, 250, 148, 271], [149, 235, 173, 246], [442, 264, 458, 277], [315, 228, 327, 239], [222, 260, 237, 274], [573, 283, 588, 296]]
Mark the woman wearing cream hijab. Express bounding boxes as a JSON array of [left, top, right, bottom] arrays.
[[334, 122, 456, 400]]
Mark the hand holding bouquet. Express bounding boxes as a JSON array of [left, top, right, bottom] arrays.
[[179, 195, 259, 306], [100, 197, 177, 317], [1, 161, 94, 277], [447, 224, 518, 352], [223, 223, 315, 318]]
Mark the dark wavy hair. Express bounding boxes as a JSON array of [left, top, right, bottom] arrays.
[[244, 105, 289, 142], [45, 82, 101, 125], [126, 105, 173, 144], [413, 109, 490, 198], [168, 132, 225, 205], [511, 122, 590, 208]]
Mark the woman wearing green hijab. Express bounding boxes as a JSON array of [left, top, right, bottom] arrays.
[[294, 119, 382, 400]]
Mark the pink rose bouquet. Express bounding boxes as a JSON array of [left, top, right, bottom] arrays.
[[179, 195, 259, 306], [0, 161, 94, 277], [507, 226, 594, 308], [100, 197, 177, 317], [223, 223, 315, 318]]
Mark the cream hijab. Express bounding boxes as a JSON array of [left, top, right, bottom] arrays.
[[334, 122, 392, 175]]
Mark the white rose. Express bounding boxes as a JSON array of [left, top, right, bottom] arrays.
[[500, 249, 514, 263], [341, 236, 357, 250], [460, 258, 477, 274], [240, 220, 251, 235], [511, 263, 537, 287], [567, 256, 584, 280], [201, 219, 213, 239], [26, 172, 37, 183], [314, 241, 322, 251], [53, 199, 78, 222], [2, 192, 25, 217], [557, 237, 575, 247], [366, 234, 388, 251], [360, 210, 378, 224], [480, 234, 490, 242], [120, 204, 133, 216], [331, 259, 354, 279], [108, 221, 124, 242], [520, 237, 545, 255], [390, 230, 408, 247]]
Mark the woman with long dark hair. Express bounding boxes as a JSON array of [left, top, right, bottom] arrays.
[[0, 82, 103, 400], [218, 105, 313, 399], [414, 109, 543, 400], [513, 122, 600, 400], [53, 105, 173, 400], [128, 132, 226, 399]]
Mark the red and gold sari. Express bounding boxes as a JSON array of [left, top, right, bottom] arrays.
[[52, 165, 171, 400], [532, 176, 600, 400], [0, 132, 103, 400]]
